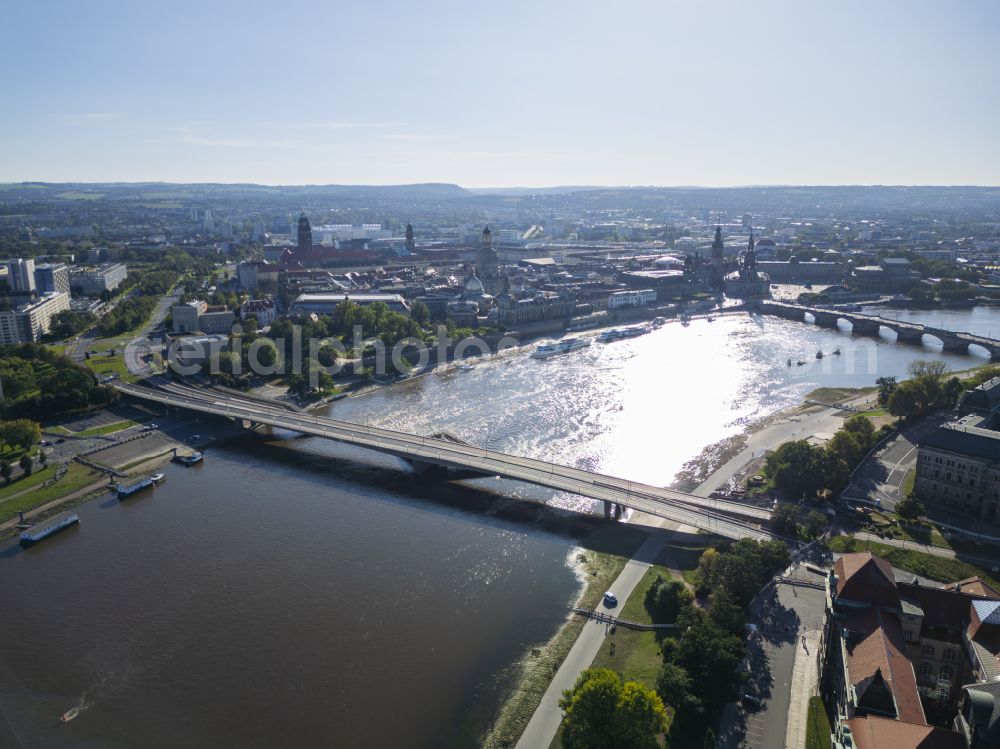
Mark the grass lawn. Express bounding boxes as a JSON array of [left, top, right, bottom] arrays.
[[901, 468, 916, 497], [805, 696, 832, 749], [0, 464, 58, 502], [589, 563, 677, 691], [805, 385, 877, 404], [549, 557, 689, 749], [74, 419, 137, 438], [0, 463, 105, 523], [84, 353, 137, 383], [827, 535, 1000, 590], [857, 407, 889, 417]]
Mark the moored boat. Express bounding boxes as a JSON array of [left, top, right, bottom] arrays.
[[116, 476, 154, 498], [19, 513, 80, 547], [531, 337, 591, 359]]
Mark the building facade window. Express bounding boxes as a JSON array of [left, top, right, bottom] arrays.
[[943, 648, 955, 662], [939, 666, 953, 682], [920, 663, 933, 678], [923, 645, 935, 657]]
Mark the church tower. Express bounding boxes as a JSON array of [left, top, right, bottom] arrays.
[[476, 225, 502, 295], [405, 223, 415, 253], [297, 213, 313, 256], [711, 225, 724, 260]]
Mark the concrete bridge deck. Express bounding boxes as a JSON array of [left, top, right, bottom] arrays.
[[114, 382, 775, 541]]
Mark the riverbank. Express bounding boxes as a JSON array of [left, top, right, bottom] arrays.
[[490, 377, 921, 748], [481, 523, 650, 749], [0, 409, 233, 542]]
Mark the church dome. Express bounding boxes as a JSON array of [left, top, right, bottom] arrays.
[[464, 273, 485, 293]]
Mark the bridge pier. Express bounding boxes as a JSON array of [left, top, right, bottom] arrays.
[[850, 320, 881, 338], [811, 311, 840, 328], [893, 327, 925, 345], [604, 500, 612, 520], [614, 503, 623, 520], [939, 336, 969, 354]]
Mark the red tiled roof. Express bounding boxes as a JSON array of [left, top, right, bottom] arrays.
[[834, 552, 901, 609], [953, 576, 1000, 599], [842, 606, 926, 725], [897, 583, 979, 631], [845, 715, 965, 749]]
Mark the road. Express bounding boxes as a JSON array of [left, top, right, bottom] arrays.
[[718, 564, 829, 749], [841, 414, 947, 511], [114, 381, 775, 540], [124, 289, 182, 376]]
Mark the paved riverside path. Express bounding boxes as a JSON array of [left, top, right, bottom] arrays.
[[513, 531, 679, 749], [114, 381, 772, 540], [784, 628, 822, 749], [691, 392, 877, 499]]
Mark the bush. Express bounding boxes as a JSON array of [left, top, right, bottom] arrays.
[[644, 575, 693, 623], [896, 496, 925, 520]]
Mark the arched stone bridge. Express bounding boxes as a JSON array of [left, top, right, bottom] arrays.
[[759, 301, 1000, 358]]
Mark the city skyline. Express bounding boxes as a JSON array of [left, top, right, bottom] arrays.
[[2, 0, 999, 187]]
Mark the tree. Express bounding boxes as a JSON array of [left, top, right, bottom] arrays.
[[843, 414, 876, 447], [827, 430, 865, 467], [0, 461, 11, 484], [908, 359, 949, 382], [707, 539, 791, 607], [770, 502, 799, 536], [763, 440, 826, 499], [655, 662, 692, 709], [38, 450, 47, 467], [804, 510, 829, 539], [876, 376, 898, 406], [896, 495, 925, 520], [0, 419, 41, 450], [409, 299, 430, 326], [559, 668, 667, 749], [888, 381, 923, 421], [18, 454, 32, 476], [644, 575, 693, 623]]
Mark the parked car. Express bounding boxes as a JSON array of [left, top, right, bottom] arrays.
[[602, 591, 618, 608], [741, 694, 762, 710]]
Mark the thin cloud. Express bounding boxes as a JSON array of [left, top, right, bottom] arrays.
[[170, 129, 347, 154], [57, 112, 121, 125]]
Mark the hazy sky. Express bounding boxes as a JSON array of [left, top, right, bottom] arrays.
[[2, 0, 998, 187]]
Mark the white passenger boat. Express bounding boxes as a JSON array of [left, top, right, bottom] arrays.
[[530, 337, 591, 359]]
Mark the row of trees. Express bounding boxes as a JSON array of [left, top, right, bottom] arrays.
[[763, 413, 880, 500], [0, 419, 41, 451], [129, 269, 178, 296], [1, 454, 38, 483], [0, 344, 117, 420], [557, 539, 790, 749], [100, 295, 157, 335], [879, 361, 965, 422], [48, 309, 97, 339], [659, 539, 791, 747]]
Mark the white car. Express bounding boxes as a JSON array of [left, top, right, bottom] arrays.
[[602, 591, 618, 608]]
